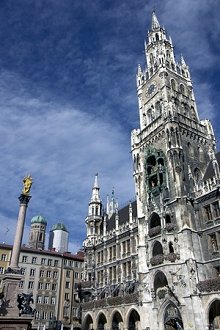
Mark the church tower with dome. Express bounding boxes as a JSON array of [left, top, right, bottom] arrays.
[[28, 215, 47, 250]]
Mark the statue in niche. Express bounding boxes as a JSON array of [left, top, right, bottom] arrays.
[[211, 236, 218, 252]]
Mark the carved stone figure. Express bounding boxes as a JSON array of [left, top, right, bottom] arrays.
[[17, 293, 34, 316]]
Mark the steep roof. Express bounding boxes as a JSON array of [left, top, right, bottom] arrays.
[[106, 200, 137, 232], [203, 152, 220, 181]]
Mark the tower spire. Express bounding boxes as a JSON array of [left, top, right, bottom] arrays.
[[90, 173, 100, 203], [151, 11, 160, 30]]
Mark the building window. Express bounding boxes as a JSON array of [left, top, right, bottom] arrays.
[[213, 202, 220, 218], [30, 268, 36, 276], [74, 272, 79, 279], [53, 271, 58, 279], [48, 259, 52, 266], [44, 296, 49, 304], [1, 254, 7, 261], [20, 268, 26, 275], [122, 241, 126, 256], [66, 270, 70, 278], [204, 205, 212, 221], [0, 267, 4, 274], [51, 297, 56, 304], [40, 270, 45, 277], [49, 311, 54, 319], [37, 296, 42, 304], [68, 260, 72, 267], [41, 258, 46, 265], [65, 293, 70, 300], [52, 283, 57, 291], [28, 281, 34, 289], [47, 271, 51, 278], [35, 311, 40, 320], [45, 283, 50, 290], [38, 282, 44, 290], [113, 246, 116, 260], [65, 281, 70, 289], [19, 280, 24, 288], [22, 256, 28, 263], [54, 259, 59, 267], [75, 261, 79, 268], [42, 311, 48, 319], [32, 257, 37, 264]]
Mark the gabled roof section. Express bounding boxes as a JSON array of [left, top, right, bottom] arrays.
[[106, 200, 137, 231], [203, 152, 220, 181]]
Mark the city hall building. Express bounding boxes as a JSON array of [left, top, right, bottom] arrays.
[[79, 12, 220, 330]]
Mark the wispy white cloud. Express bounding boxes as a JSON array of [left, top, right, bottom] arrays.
[[0, 70, 134, 251]]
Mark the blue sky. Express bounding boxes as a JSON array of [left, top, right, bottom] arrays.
[[0, 0, 219, 252]]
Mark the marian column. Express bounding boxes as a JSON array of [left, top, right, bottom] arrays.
[[9, 175, 32, 270]]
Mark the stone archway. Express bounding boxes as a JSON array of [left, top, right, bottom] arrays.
[[112, 311, 123, 330], [84, 314, 94, 330], [128, 309, 140, 330], [209, 299, 220, 329], [97, 313, 107, 330], [164, 303, 183, 330]]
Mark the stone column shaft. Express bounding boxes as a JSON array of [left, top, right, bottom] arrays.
[[10, 194, 31, 269]]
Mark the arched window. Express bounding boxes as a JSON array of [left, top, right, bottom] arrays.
[[95, 206, 99, 216], [97, 313, 107, 330], [84, 314, 94, 330], [171, 79, 176, 90], [112, 311, 123, 330], [165, 214, 171, 224], [156, 33, 159, 41], [179, 84, 185, 94], [155, 101, 162, 116], [147, 108, 154, 124], [154, 271, 168, 293], [152, 241, 163, 256], [128, 310, 140, 330], [149, 212, 161, 229], [209, 299, 220, 329], [169, 242, 174, 253]]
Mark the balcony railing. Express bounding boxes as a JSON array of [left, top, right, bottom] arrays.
[[148, 226, 161, 238], [82, 292, 139, 310], [150, 254, 164, 266]]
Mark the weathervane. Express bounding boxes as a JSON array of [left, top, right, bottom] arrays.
[[22, 175, 33, 195]]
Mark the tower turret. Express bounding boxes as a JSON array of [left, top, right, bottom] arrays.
[[28, 215, 47, 250], [85, 174, 103, 241]]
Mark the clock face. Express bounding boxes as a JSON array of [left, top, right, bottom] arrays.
[[147, 83, 156, 96]]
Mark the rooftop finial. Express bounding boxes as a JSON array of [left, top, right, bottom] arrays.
[[93, 173, 99, 189]]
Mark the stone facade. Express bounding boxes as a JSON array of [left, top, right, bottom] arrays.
[[80, 12, 220, 330]]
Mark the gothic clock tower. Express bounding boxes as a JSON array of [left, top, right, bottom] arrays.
[[131, 12, 217, 328]]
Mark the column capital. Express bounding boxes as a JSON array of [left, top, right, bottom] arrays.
[[18, 194, 32, 206]]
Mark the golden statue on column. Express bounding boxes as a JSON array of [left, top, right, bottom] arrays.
[[22, 175, 33, 195]]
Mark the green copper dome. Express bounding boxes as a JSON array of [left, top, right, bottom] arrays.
[[52, 223, 68, 232], [31, 215, 47, 225]]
